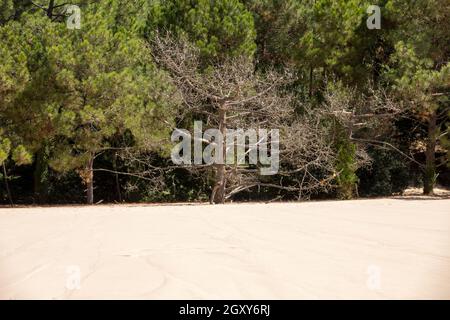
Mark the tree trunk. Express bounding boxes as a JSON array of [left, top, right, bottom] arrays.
[[423, 110, 437, 195], [309, 66, 314, 98], [33, 145, 49, 204], [86, 156, 94, 205], [2, 163, 13, 207], [211, 108, 227, 204], [47, 0, 55, 18], [113, 153, 122, 202]]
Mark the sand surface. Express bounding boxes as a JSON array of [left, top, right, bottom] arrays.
[[0, 199, 449, 299]]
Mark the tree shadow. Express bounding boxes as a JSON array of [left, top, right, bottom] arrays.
[[391, 195, 450, 201]]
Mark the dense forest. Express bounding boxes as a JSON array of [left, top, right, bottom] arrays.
[[0, 0, 449, 205]]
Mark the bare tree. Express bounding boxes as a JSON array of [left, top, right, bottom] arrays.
[[323, 81, 417, 160], [150, 34, 338, 203], [321, 81, 420, 197]]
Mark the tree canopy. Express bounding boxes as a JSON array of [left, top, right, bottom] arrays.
[[0, 0, 448, 205]]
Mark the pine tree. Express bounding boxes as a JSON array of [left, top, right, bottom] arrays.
[[0, 20, 32, 204], [384, 0, 450, 195], [144, 0, 257, 61], [41, 7, 177, 204]]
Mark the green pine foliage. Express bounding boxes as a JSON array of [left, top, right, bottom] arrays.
[[335, 137, 358, 200], [145, 0, 257, 60]]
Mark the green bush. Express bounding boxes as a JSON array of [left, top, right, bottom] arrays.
[[358, 148, 411, 197], [335, 139, 358, 199]]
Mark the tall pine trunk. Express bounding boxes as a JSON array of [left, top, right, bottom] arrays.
[[34, 145, 49, 204], [86, 156, 94, 205], [211, 108, 227, 204], [423, 110, 437, 195], [113, 152, 122, 202], [309, 66, 314, 98], [47, 0, 55, 18], [2, 163, 13, 207]]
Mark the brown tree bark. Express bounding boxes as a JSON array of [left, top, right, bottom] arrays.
[[309, 66, 314, 98], [113, 152, 122, 202], [33, 145, 49, 204], [423, 110, 437, 195], [47, 0, 55, 18], [2, 163, 13, 207], [211, 107, 227, 204], [86, 156, 94, 205]]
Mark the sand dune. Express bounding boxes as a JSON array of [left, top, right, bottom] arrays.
[[0, 199, 449, 299]]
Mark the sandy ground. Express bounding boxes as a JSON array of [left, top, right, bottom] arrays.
[[0, 199, 449, 300]]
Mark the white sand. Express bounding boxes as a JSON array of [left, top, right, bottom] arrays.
[[0, 199, 449, 300]]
